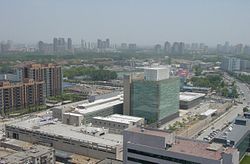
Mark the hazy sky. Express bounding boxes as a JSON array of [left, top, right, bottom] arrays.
[[1, 0, 250, 46]]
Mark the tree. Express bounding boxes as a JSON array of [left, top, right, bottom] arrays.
[[243, 107, 249, 113], [193, 66, 202, 76]]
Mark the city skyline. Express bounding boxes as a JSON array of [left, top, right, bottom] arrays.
[[1, 0, 250, 46]]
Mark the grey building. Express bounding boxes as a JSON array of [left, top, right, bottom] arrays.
[[123, 127, 239, 164], [91, 114, 144, 134], [221, 57, 241, 72], [73, 94, 123, 124], [0, 139, 55, 164], [5, 117, 123, 160], [214, 112, 250, 159], [179, 92, 205, 109]]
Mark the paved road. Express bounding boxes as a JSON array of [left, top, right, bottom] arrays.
[[195, 73, 250, 141]]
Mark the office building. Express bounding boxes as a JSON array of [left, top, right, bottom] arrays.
[[5, 116, 123, 160], [240, 59, 250, 72], [97, 39, 110, 50], [0, 139, 55, 164], [67, 38, 72, 50], [128, 44, 136, 50], [53, 37, 72, 53], [123, 67, 179, 125], [123, 127, 239, 164], [154, 44, 161, 54], [38, 41, 53, 54], [53, 37, 58, 52], [172, 42, 180, 54], [91, 114, 144, 134], [179, 92, 206, 109], [16, 63, 63, 97], [121, 43, 127, 49], [52, 94, 123, 124], [221, 57, 241, 72], [0, 79, 45, 115], [0, 41, 11, 53], [164, 41, 171, 54], [214, 112, 250, 159]]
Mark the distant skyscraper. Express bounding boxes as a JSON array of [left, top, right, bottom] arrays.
[[0, 42, 11, 53], [97, 38, 110, 50], [121, 43, 127, 49], [128, 44, 136, 50], [172, 42, 180, 54], [53, 38, 58, 52], [97, 39, 102, 49], [179, 42, 185, 54], [106, 38, 110, 48], [154, 44, 161, 54], [164, 41, 171, 54], [221, 57, 241, 72], [123, 67, 179, 125], [38, 41, 53, 54], [67, 38, 72, 50]]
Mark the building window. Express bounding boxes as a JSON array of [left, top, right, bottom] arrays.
[[127, 157, 157, 164], [127, 149, 200, 164]]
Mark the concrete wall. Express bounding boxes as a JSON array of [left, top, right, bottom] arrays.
[[123, 75, 131, 115], [124, 142, 221, 164], [62, 113, 83, 126], [91, 118, 144, 134], [52, 107, 72, 121]]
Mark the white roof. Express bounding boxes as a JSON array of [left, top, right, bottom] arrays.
[[93, 114, 144, 124], [75, 95, 123, 115], [64, 113, 82, 117], [144, 67, 169, 70], [179, 92, 205, 102], [8, 117, 123, 147], [201, 109, 217, 116]]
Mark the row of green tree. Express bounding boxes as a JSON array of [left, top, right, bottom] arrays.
[[63, 66, 117, 81], [236, 74, 250, 84], [190, 75, 238, 98]]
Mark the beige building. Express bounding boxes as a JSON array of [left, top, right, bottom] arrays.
[[0, 79, 44, 115], [16, 63, 62, 97]]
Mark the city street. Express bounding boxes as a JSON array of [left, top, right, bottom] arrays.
[[195, 73, 250, 140]]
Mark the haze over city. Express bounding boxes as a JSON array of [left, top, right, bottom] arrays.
[[1, 1, 250, 164], [1, 0, 250, 46]]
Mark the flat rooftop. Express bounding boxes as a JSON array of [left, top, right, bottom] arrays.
[[7, 117, 123, 147], [215, 114, 250, 145], [75, 95, 123, 115], [126, 127, 237, 160], [1, 145, 53, 163], [169, 138, 233, 160], [93, 114, 144, 124], [1, 138, 33, 150], [127, 127, 174, 145], [179, 92, 205, 102], [144, 67, 169, 70], [200, 109, 217, 116]]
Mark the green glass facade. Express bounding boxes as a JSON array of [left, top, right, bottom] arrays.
[[131, 77, 179, 124], [237, 132, 250, 159]]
